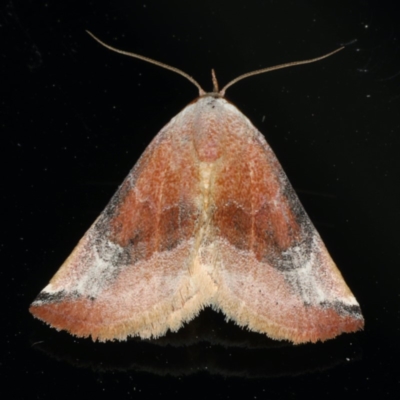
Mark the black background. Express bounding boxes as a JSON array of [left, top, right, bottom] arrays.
[[3, 0, 400, 398]]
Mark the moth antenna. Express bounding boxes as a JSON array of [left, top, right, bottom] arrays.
[[219, 47, 344, 96], [86, 31, 206, 96]]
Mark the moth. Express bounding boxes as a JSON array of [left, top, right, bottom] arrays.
[[30, 33, 364, 343]]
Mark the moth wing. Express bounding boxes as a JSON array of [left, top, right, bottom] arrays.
[[209, 103, 364, 343], [30, 112, 212, 341]]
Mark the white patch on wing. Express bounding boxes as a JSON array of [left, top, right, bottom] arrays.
[[74, 237, 125, 297], [40, 235, 125, 300], [282, 235, 358, 306]]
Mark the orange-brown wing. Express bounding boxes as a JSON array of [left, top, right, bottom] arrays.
[[207, 100, 363, 343], [30, 108, 214, 341]]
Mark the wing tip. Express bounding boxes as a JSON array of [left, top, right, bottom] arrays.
[[29, 292, 210, 342], [29, 302, 183, 342], [214, 295, 364, 344], [223, 311, 364, 344]]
